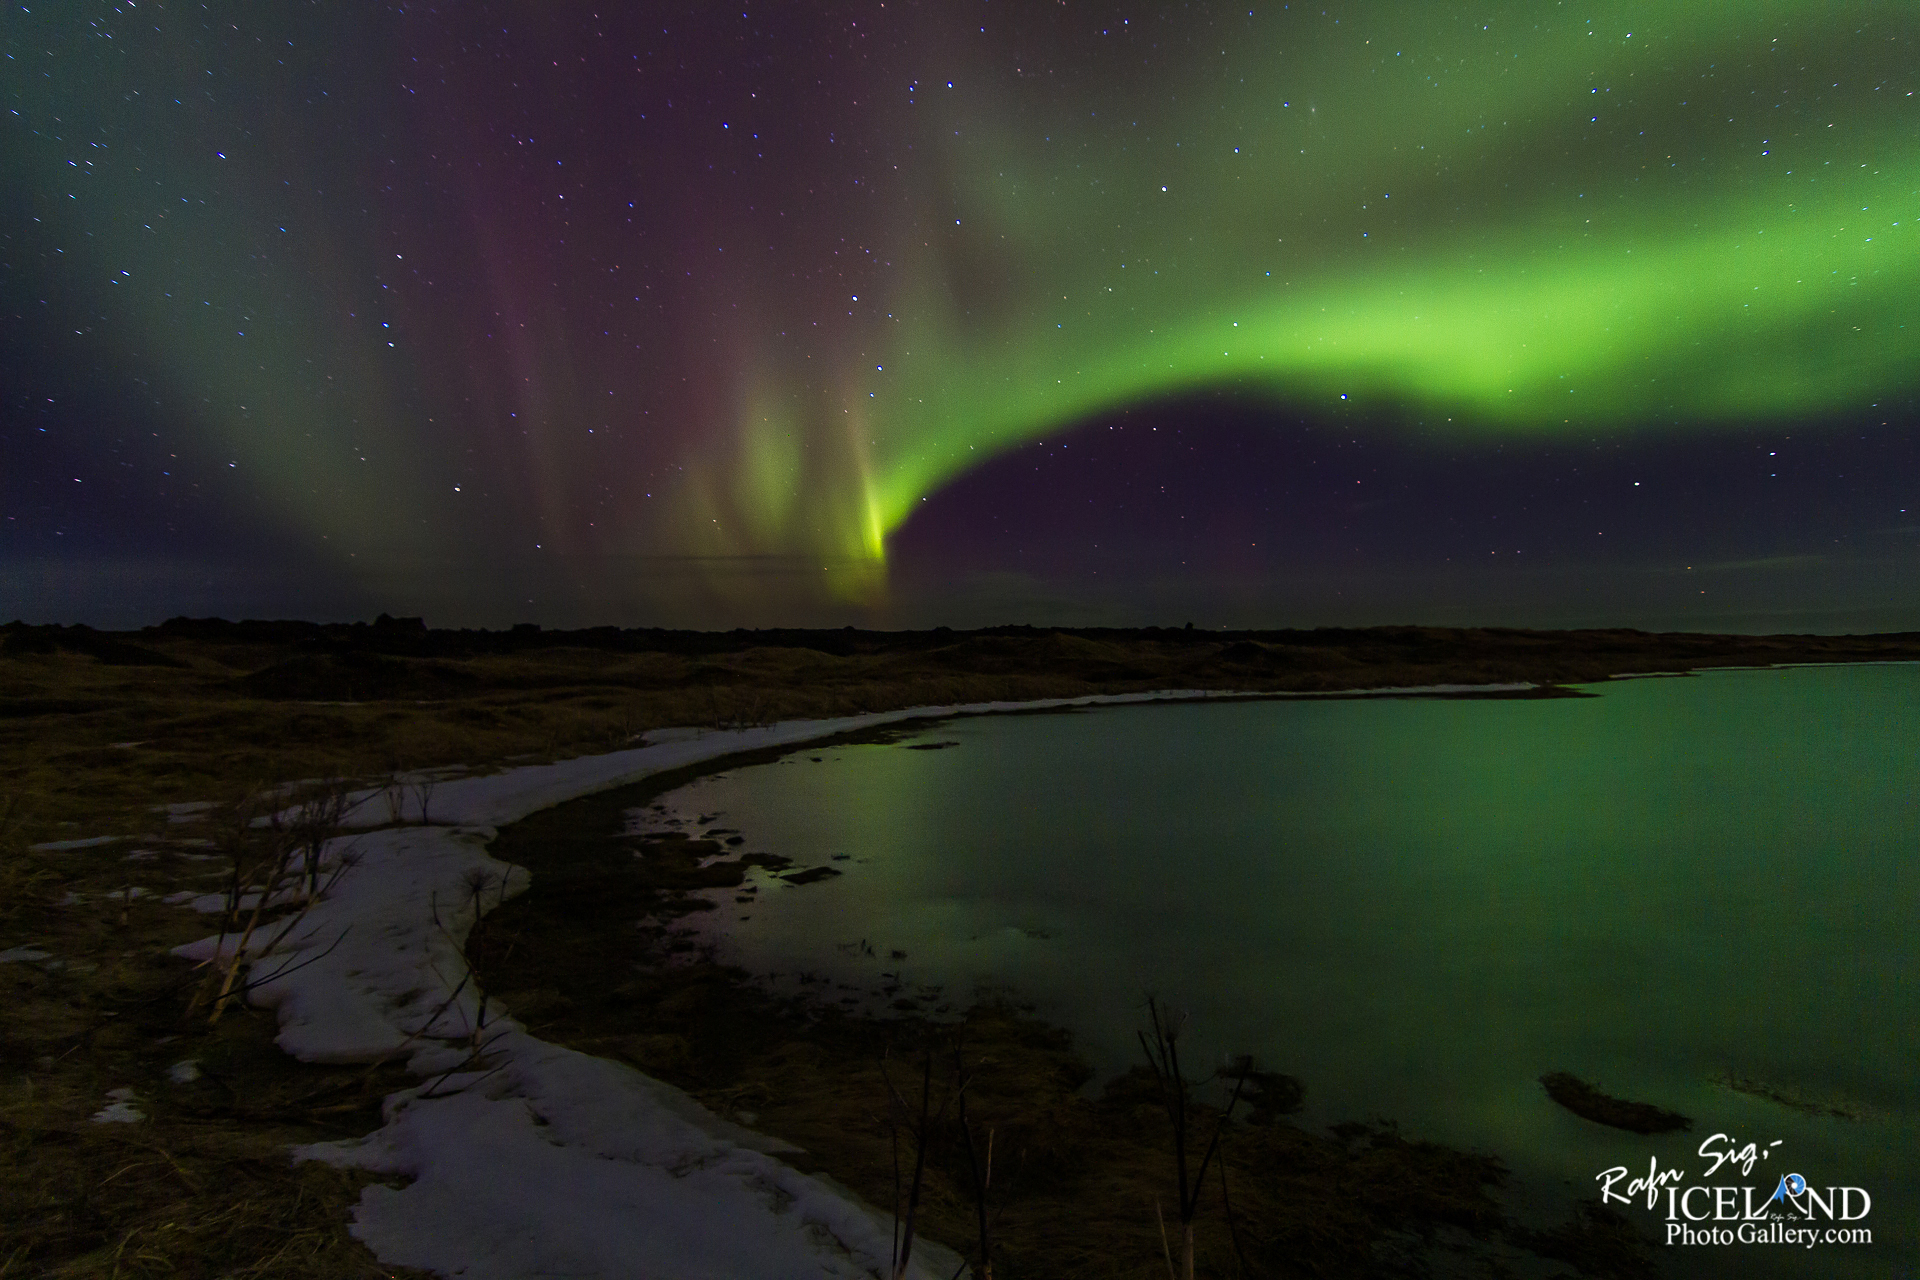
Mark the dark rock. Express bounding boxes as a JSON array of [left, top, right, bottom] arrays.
[[1540, 1071, 1691, 1134]]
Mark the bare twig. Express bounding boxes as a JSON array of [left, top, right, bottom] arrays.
[[1138, 997, 1249, 1280], [881, 1035, 976, 1280], [410, 772, 438, 825], [954, 1038, 995, 1280], [204, 797, 299, 1024], [1219, 1154, 1255, 1280], [386, 867, 513, 1097], [1187, 1066, 1250, 1220], [355, 966, 476, 1086], [1156, 1197, 1176, 1280], [416, 1028, 515, 1099], [187, 779, 361, 1025], [882, 1047, 935, 1280], [231, 925, 353, 995]]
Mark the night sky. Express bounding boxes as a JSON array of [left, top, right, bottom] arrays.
[[5, 2, 1916, 631]]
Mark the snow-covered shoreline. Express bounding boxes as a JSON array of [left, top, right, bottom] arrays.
[[174, 684, 1543, 1278]]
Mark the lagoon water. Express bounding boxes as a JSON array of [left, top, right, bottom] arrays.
[[650, 666, 1917, 1275]]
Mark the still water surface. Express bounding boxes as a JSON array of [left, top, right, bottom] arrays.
[[648, 666, 1916, 1274]]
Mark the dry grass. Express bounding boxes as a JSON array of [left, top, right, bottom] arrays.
[[2, 1107, 420, 1280], [0, 815, 427, 1278]]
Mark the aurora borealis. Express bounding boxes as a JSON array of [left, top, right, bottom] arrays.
[[4, 2, 1917, 628]]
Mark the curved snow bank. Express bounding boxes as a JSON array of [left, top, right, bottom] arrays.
[[337, 689, 1263, 829], [174, 686, 1529, 1278], [181, 696, 1249, 1279]]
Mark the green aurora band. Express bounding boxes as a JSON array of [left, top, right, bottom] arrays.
[[8, 2, 1914, 613], [696, 1, 1917, 599]]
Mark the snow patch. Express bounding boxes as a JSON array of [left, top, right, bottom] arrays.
[[92, 1087, 145, 1123]]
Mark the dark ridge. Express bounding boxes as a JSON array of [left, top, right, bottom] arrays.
[[8, 617, 1916, 700], [1, 622, 185, 666], [113, 615, 1920, 666]]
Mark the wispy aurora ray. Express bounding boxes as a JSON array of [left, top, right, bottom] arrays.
[[691, 1, 1917, 594]]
